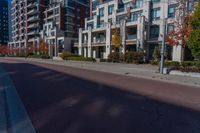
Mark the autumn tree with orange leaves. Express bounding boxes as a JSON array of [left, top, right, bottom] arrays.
[[166, 0, 199, 61], [0, 45, 8, 55], [39, 40, 49, 55], [166, 0, 193, 48]]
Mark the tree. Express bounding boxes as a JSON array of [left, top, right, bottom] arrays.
[[112, 28, 121, 51], [0, 45, 8, 55], [39, 40, 49, 55], [188, 4, 200, 60], [167, 0, 192, 47]]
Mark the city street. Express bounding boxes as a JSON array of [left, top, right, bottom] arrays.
[[0, 58, 200, 133]]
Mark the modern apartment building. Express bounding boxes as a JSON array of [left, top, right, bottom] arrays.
[[0, 0, 9, 45], [41, 0, 89, 57], [76, 0, 199, 61], [9, 0, 47, 53], [9, 0, 89, 56]]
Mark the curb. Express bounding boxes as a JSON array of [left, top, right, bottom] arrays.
[[0, 66, 36, 133], [0, 81, 7, 133]]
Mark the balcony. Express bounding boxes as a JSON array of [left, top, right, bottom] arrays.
[[27, 8, 38, 15], [27, 16, 39, 22], [27, 30, 39, 35], [27, 3, 36, 8], [28, 23, 39, 28], [92, 37, 106, 45], [117, 8, 125, 13]]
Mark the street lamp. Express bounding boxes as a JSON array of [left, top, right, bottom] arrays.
[[160, 18, 167, 74]]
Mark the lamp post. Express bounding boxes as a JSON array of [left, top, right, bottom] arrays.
[[160, 18, 167, 74]]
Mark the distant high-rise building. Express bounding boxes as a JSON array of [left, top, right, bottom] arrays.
[[0, 0, 9, 45], [9, 0, 48, 53], [41, 0, 89, 56], [9, 0, 89, 57]]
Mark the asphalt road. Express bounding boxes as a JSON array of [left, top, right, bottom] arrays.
[[1, 59, 200, 133]]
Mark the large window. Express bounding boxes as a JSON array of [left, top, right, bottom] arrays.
[[187, 1, 194, 11], [134, 0, 143, 8], [108, 5, 114, 15], [131, 11, 143, 21], [167, 24, 174, 34], [151, 8, 160, 20], [168, 6, 177, 18], [150, 25, 160, 38], [99, 8, 104, 17]]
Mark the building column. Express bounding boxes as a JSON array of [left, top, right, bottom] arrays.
[[120, 20, 126, 54], [78, 28, 83, 56], [87, 27, 92, 58], [48, 40, 51, 57], [105, 23, 111, 59], [172, 45, 184, 62], [54, 37, 58, 57], [84, 47, 87, 58], [37, 38, 40, 55], [137, 16, 145, 52]]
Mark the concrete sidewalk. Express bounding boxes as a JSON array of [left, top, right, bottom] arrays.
[[2, 57, 200, 88]]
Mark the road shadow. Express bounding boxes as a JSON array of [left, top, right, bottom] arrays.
[[0, 62, 200, 133]]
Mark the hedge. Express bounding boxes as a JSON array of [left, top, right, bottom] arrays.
[[108, 52, 144, 64], [67, 56, 95, 62]]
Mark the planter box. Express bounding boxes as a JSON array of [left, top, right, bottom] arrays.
[[169, 70, 200, 78]]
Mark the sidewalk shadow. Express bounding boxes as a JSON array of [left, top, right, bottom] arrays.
[[0, 62, 200, 133]]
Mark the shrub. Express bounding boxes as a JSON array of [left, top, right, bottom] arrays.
[[100, 59, 109, 62], [150, 60, 159, 65], [177, 66, 200, 73], [195, 61, 200, 69], [67, 56, 95, 62], [152, 46, 160, 61], [108, 52, 121, 62], [0, 54, 5, 57], [41, 55, 50, 59], [164, 61, 180, 67], [124, 52, 134, 63], [28, 54, 41, 58], [124, 52, 144, 64], [181, 61, 196, 67], [60, 52, 80, 60]]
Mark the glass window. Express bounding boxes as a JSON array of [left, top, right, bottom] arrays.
[[151, 8, 160, 20], [150, 25, 160, 38], [167, 24, 174, 33], [133, 0, 143, 8], [131, 11, 143, 21], [108, 5, 114, 15], [168, 6, 177, 18], [99, 8, 104, 17], [151, 0, 160, 4]]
